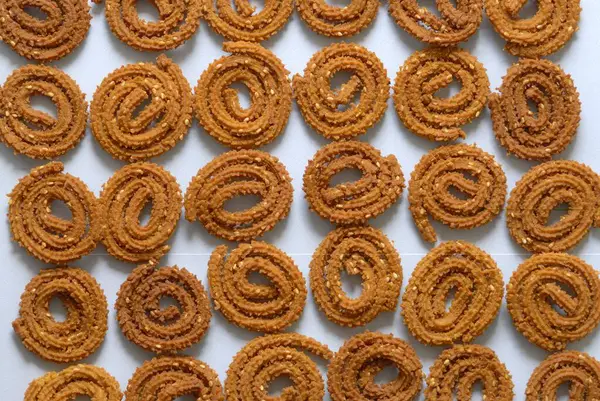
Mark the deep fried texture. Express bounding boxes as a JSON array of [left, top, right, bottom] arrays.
[[0, 65, 87, 159], [208, 241, 306, 332], [24, 365, 122, 401], [303, 141, 404, 224], [0, 0, 91, 62], [310, 226, 402, 327], [507, 253, 600, 352], [90, 55, 193, 162], [389, 0, 483, 46], [485, 0, 581, 57], [126, 356, 223, 401], [200, 0, 292, 42], [507, 160, 600, 253], [115, 263, 211, 353], [226, 333, 333, 401], [402, 241, 503, 345], [328, 332, 423, 401], [100, 162, 182, 264], [393, 47, 489, 141], [98, 0, 201, 51], [184, 150, 293, 241], [296, 0, 378, 37], [293, 43, 389, 140], [526, 351, 600, 400], [194, 41, 292, 149], [489, 59, 580, 161], [409, 144, 506, 243], [425, 345, 513, 401], [8, 162, 103, 264], [13, 267, 108, 363]]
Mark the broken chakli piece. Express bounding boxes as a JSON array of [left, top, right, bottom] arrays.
[[194, 41, 292, 149], [296, 0, 379, 37], [292, 43, 389, 141]]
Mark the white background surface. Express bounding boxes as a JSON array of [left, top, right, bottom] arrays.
[[2, 1, 600, 399]]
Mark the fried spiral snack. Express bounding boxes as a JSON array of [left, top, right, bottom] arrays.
[[99, 0, 201, 51], [425, 345, 514, 401], [296, 0, 378, 37], [507, 253, 600, 352], [485, 0, 581, 57], [115, 263, 211, 353], [328, 332, 423, 401], [526, 351, 600, 401], [409, 144, 506, 243], [389, 0, 483, 46], [226, 333, 333, 401], [507, 160, 600, 253], [393, 48, 489, 141], [126, 356, 223, 401], [208, 241, 306, 332], [25, 365, 122, 401], [8, 162, 103, 264], [310, 226, 402, 327], [200, 0, 293, 42], [0, 0, 91, 62], [90, 55, 193, 162], [100, 162, 182, 264], [0, 65, 87, 159], [13, 267, 108, 363], [194, 42, 292, 149], [184, 150, 293, 242], [303, 141, 404, 225], [489, 59, 581, 161], [402, 241, 504, 345], [292, 43, 389, 140]]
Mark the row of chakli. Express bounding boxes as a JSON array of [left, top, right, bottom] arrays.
[[310, 226, 402, 327], [208, 241, 306, 332], [296, 0, 379, 38]]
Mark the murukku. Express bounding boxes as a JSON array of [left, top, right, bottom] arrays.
[[0, 0, 91, 62], [226, 333, 333, 401], [401, 241, 504, 345], [507, 160, 600, 253], [13, 266, 108, 363], [194, 41, 292, 149], [389, 0, 483, 46], [208, 241, 306, 333], [328, 332, 423, 401], [90, 55, 193, 162], [8, 162, 103, 264], [485, 0, 581, 58], [24, 365, 122, 401], [526, 351, 600, 400], [100, 162, 182, 264], [408, 144, 506, 243], [184, 150, 293, 242], [310, 226, 402, 327], [0, 65, 87, 159], [489, 59, 581, 161], [296, 0, 378, 37], [393, 47, 489, 141], [292, 43, 389, 141], [425, 345, 513, 401], [115, 263, 211, 353], [303, 141, 404, 225], [200, 0, 293, 42], [98, 0, 201, 51], [126, 356, 223, 401], [507, 253, 600, 352]]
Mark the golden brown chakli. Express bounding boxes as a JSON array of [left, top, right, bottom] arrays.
[[293, 43, 389, 140], [310, 226, 402, 327], [208, 241, 306, 332], [0, 65, 87, 159], [296, 0, 379, 37], [194, 42, 292, 149]]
